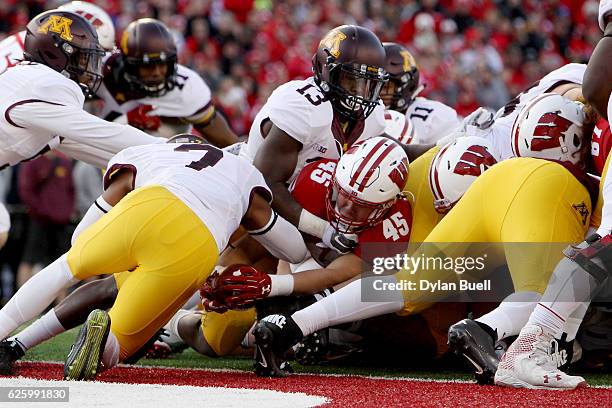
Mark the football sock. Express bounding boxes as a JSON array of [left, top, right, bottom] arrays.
[[165, 309, 194, 342], [0, 254, 78, 340], [527, 257, 599, 336], [9, 309, 65, 351], [564, 302, 589, 341], [102, 331, 120, 369], [292, 276, 404, 337], [71, 196, 113, 245], [476, 291, 541, 340]]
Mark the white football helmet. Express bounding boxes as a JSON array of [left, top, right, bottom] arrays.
[[328, 136, 409, 232], [59, 1, 116, 51], [511, 93, 586, 165], [429, 136, 498, 214], [384, 109, 417, 144]]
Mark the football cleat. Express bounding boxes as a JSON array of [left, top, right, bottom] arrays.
[[253, 314, 303, 377], [64, 309, 110, 381], [0, 339, 25, 375], [294, 329, 329, 366], [494, 324, 587, 390], [448, 319, 499, 385]]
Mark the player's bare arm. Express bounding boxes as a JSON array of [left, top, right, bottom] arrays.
[[583, 18, 612, 119], [252, 125, 303, 226], [192, 108, 239, 148]]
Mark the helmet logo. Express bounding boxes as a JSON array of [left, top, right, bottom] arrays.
[[320, 30, 347, 58], [531, 112, 573, 152], [453, 145, 497, 177], [399, 50, 416, 72], [389, 157, 409, 190], [38, 15, 74, 41]]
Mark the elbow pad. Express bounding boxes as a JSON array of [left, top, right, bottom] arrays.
[[249, 211, 309, 264]]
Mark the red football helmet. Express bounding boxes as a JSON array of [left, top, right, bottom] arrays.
[[429, 136, 498, 213], [327, 136, 409, 233]]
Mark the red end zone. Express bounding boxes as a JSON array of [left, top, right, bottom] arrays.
[[10, 362, 609, 407]]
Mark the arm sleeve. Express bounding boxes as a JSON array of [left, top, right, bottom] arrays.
[[11, 101, 164, 168]]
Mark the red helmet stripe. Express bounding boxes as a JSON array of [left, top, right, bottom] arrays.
[[401, 117, 410, 143], [348, 138, 388, 188], [429, 145, 450, 201], [356, 143, 395, 192]]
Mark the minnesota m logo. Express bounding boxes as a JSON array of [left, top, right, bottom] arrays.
[[38, 15, 73, 41], [321, 30, 347, 58]]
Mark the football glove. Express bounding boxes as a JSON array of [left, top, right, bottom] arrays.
[[201, 264, 272, 311], [321, 223, 358, 254], [127, 104, 161, 131]]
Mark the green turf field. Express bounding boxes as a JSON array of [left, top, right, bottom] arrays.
[[21, 326, 612, 386]]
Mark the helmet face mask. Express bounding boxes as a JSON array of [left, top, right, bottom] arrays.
[[326, 179, 394, 234], [69, 44, 104, 97], [327, 62, 387, 118]]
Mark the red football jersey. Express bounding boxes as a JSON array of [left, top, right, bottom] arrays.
[[591, 118, 612, 176], [291, 158, 413, 262]]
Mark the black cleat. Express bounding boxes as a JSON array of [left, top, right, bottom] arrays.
[[294, 329, 329, 366], [64, 309, 111, 381], [0, 339, 25, 375], [448, 319, 498, 385], [253, 314, 303, 377]]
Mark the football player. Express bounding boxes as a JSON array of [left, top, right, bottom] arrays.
[[381, 42, 460, 145], [0, 137, 308, 380], [240, 25, 390, 254], [494, 1, 612, 389], [96, 18, 238, 146], [0, 10, 164, 170], [165, 137, 413, 359], [0, 1, 116, 75], [251, 92, 596, 377]]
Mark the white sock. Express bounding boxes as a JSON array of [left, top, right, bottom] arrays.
[[71, 196, 113, 245], [528, 303, 566, 335], [101, 331, 119, 369], [292, 276, 404, 336], [476, 291, 541, 340], [9, 309, 65, 350], [0, 254, 78, 340]]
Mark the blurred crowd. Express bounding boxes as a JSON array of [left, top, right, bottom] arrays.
[[0, 0, 602, 301]]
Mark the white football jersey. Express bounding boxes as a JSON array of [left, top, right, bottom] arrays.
[[97, 62, 212, 123], [0, 62, 163, 169], [482, 63, 587, 160], [105, 143, 271, 251], [405, 97, 460, 145], [0, 31, 25, 75], [241, 77, 386, 183], [600, 0, 612, 30]]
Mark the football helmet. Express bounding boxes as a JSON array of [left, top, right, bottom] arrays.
[[24, 10, 105, 97], [120, 18, 177, 96], [429, 136, 498, 214], [327, 136, 409, 232], [167, 133, 205, 144], [381, 42, 422, 112], [384, 109, 417, 144], [313, 25, 387, 119], [511, 93, 586, 166], [58, 1, 115, 51]]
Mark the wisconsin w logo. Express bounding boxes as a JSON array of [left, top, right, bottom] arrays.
[[531, 112, 573, 152], [38, 15, 73, 41], [453, 145, 497, 177]]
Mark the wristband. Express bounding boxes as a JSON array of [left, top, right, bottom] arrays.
[[298, 209, 328, 238], [269, 274, 295, 297]]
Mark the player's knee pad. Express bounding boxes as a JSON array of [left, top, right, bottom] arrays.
[[201, 308, 256, 356], [563, 234, 612, 285]]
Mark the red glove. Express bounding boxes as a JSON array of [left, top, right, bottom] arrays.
[[201, 264, 272, 311], [199, 271, 229, 313], [127, 104, 161, 131]]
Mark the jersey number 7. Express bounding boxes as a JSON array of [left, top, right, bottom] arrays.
[[174, 143, 223, 170]]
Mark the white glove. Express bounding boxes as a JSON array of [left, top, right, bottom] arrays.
[[436, 107, 495, 147]]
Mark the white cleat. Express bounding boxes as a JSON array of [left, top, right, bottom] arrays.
[[494, 324, 587, 390]]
